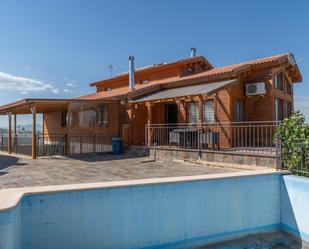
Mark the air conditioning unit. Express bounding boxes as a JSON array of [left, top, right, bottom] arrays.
[[245, 82, 266, 96]]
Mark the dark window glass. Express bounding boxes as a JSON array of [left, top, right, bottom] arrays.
[[233, 99, 245, 122], [61, 111, 67, 127], [285, 101, 292, 118], [275, 73, 283, 90], [285, 75, 292, 94], [275, 98, 284, 121]]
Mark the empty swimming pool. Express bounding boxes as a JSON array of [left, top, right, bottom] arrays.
[[0, 171, 308, 249]]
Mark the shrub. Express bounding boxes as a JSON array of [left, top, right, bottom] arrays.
[[275, 111, 309, 173]]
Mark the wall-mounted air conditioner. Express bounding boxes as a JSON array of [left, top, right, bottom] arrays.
[[245, 82, 266, 96]]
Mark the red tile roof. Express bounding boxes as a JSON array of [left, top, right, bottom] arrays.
[[76, 53, 302, 101]]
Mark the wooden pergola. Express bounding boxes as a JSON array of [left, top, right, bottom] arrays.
[[0, 98, 112, 159]]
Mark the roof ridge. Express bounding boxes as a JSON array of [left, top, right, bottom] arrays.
[[212, 53, 289, 69]]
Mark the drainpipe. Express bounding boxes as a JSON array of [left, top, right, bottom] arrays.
[[190, 47, 196, 58], [129, 55, 135, 90]]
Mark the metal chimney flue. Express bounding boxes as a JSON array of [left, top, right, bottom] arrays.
[[129, 55, 135, 90], [190, 47, 197, 58]]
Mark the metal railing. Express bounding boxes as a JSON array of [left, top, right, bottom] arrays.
[[37, 134, 67, 157], [145, 121, 280, 156], [70, 134, 113, 155], [0, 133, 9, 152], [1, 133, 114, 157]]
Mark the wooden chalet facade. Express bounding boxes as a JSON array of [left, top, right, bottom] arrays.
[[0, 50, 303, 159]]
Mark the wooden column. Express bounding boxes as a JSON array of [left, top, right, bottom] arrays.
[[146, 102, 152, 147], [13, 114, 17, 151], [66, 103, 71, 156], [7, 112, 12, 154], [198, 95, 204, 124], [42, 113, 45, 155], [30, 105, 37, 159], [197, 95, 204, 160]]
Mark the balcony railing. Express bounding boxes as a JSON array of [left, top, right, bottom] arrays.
[[145, 121, 280, 156]]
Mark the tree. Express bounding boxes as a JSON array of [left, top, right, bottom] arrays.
[[275, 111, 309, 174]]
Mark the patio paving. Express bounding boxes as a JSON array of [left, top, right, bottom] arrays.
[[0, 153, 242, 189]]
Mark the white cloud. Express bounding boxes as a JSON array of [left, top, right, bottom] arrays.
[[66, 80, 76, 87], [63, 89, 75, 95], [0, 71, 59, 95], [294, 96, 309, 121]]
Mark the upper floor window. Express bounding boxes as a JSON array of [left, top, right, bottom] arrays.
[[97, 105, 108, 127], [284, 75, 292, 95], [275, 98, 284, 121], [285, 101, 293, 118], [274, 73, 284, 91], [203, 100, 215, 123], [187, 102, 199, 123], [233, 99, 245, 122]]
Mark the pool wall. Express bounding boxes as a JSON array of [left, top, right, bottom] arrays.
[[0, 172, 309, 249], [0, 205, 21, 249], [0, 172, 281, 249], [281, 175, 309, 243]]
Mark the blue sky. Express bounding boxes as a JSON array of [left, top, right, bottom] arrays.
[[0, 0, 308, 126]]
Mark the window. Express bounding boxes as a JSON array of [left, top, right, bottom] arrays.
[[275, 98, 284, 121], [97, 105, 108, 127], [104, 87, 112, 91], [187, 102, 199, 123], [203, 100, 215, 123], [284, 75, 292, 94], [61, 111, 67, 127], [285, 101, 292, 118], [233, 99, 244, 122], [275, 73, 283, 90]]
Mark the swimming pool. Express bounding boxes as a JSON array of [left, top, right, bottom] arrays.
[[0, 171, 308, 249]]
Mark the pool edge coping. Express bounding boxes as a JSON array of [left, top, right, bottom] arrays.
[[0, 169, 289, 212]]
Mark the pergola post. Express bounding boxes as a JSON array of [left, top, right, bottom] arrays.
[[7, 112, 12, 154], [198, 95, 204, 160], [146, 102, 152, 147], [13, 114, 17, 152], [30, 105, 37, 159]]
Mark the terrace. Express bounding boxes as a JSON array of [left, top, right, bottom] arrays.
[[0, 153, 242, 189]]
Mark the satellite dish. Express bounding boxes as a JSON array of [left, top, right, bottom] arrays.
[[288, 53, 297, 66]]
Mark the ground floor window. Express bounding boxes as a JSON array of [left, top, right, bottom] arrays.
[[97, 105, 108, 127], [187, 102, 199, 123], [203, 100, 215, 123]]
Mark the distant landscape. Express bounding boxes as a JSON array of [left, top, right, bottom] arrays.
[[0, 124, 42, 134]]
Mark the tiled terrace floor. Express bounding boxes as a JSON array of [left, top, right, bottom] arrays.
[[0, 153, 242, 189]]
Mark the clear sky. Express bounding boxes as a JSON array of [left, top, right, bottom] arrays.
[[0, 0, 308, 126]]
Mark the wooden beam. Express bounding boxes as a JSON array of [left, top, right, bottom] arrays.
[[30, 105, 37, 159], [7, 112, 12, 154]]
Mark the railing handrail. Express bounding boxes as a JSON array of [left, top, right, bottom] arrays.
[[147, 121, 281, 127]]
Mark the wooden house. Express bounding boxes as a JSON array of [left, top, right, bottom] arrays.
[[0, 49, 303, 160]]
